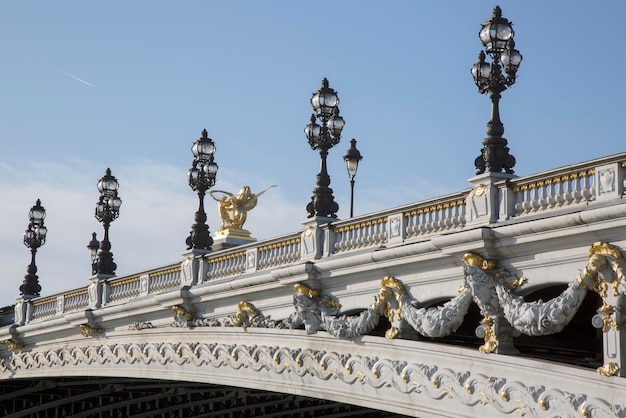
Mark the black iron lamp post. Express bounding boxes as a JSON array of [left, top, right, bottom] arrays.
[[343, 138, 362, 218], [20, 199, 47, 296], [304, 78, 345, 218], [471, 5, 522, 175], [186, 129, 218, 250], [94, 168, 122, 276]]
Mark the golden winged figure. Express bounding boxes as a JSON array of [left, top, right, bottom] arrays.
[[210, 185, 276, 231]]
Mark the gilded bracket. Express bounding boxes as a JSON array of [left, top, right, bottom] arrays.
[[80, 324, 102, 337], [5, 339, 24, 351], [233, 301, 258, 329], [478, 316, 498, 354], [597, 362, 620, 377]]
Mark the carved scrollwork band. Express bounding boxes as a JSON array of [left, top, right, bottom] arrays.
[[1, 341, 624, 417]]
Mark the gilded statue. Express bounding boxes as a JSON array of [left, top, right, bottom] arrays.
[[210, 185, 275, 232]]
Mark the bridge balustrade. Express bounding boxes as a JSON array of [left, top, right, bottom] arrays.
[[256, 234, 301, 269]]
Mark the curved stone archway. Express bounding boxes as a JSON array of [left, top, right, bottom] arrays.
[[0, 377, 405, 418]]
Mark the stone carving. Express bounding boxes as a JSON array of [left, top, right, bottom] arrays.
[[218, 302, 288, 330], [322, 308, 380, 339], [79, 324, 101, 337], [598, 168, 616, 195], [128, 321, 154, 331], [279, 242, 626, 360], [495, 242, 626, 338], [496, 280, 588, 336], [171, 305, 194, 328], [401, 290, 472, 338], [2, 341, 624, 417]]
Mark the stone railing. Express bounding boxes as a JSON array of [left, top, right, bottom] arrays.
[[29, 296, 57, 321], [63, 289, 89, 312], [5, 153, 625, 326], [498, 153, 626, 220], [108, 276, 141, 303], [331, 190, 469, 253], [403, 193, 467, 239], [257, 234, 301, 269], [333, 216, 388, 253], [147, 267, 181, 294], [206, 250, 247, 280]]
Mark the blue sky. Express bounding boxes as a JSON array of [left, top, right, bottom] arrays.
[[0, 2, 624, 306]]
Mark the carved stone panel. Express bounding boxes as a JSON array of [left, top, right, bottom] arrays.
[[596, 163, 622, 201]]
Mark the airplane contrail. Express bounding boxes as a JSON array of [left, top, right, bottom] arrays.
[[54, 68, 93, 87]]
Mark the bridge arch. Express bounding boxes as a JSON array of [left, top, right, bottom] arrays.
[[2, 326, 622, 417]]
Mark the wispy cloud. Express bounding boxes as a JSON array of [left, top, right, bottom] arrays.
[[54, 68, 93, 87]]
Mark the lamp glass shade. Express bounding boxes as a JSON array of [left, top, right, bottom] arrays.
[[29, 200, 46, 222], [501, 45, 522, 74], [95, 201, 106, 217], [29, 207, 45, 222], [192, 140, 216, 160], [36, 226, 47, 239], [110, 197, 122, 210], [87, 233, 100, 256], [188, 167, 199, 182], [304, 119, 321, 143], [328, 112, 345, 138], [346, 158, 359, 174], [471, 60, 491, 84], [479, 16, 513, 52], [310, 79, 339, 117], [205, 161, 219, 177]]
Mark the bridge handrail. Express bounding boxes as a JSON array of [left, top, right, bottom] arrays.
[[256, 232, 302, 270], [331, 189, 469, 253], [501, 152, 626, 219]]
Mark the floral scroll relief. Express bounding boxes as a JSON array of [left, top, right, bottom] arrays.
[[3, 341, 625, 417]]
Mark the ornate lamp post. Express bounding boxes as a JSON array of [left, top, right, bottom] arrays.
[[19, 199, 47, 296], [471, 6, 522, 175], [94, 168, 122, 276], [186, 129, 218, 250], [343, 138, 362, 218], [304, 78, 345, 218]]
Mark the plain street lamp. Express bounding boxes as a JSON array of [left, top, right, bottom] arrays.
[[471, 5, 522, 175], [304, 78, 345, 218], [87, 232, 100, 275], [343, 138, 362, 218], [94, 168, 122, 277], [186, 129, 218, 250], [19, 199, 47, 296]]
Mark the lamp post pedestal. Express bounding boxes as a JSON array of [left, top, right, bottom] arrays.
[[212, 231, 257, 251], [465, 171, 517, 230], [300, 216, 336, 261], [180, 248, 211, 286]]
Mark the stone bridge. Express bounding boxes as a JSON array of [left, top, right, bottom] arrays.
[[1, 153, 626, 417]]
